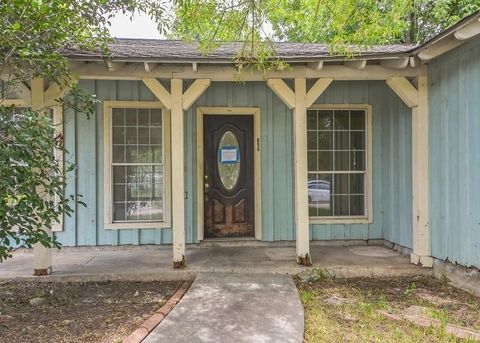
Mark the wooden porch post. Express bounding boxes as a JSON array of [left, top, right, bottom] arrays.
[[170, 79, 186, 268], [411, 76, 433, 267], [267, 78, 331, 265], [293, 78, 311, 265], [386, 75, 433, 267], [31, 77, 53, 276], [143, 78, 210, 268]]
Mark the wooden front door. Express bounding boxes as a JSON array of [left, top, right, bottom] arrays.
[[204, 115, 255, 238]]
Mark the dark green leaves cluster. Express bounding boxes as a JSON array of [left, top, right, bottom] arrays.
[[0, 0, 168, 261], [0, 107, 77, 261]]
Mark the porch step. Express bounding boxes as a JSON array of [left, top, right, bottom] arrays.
[[199, 238, 295, 248]]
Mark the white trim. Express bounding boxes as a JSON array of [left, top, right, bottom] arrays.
[[103, 100, 171, 230], [307, 104, 373, 225], [196, 107, 262, 241], [73, 64, 422, 81]]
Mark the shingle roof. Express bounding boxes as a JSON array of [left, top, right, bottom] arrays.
[[63, 39, 417, 62]]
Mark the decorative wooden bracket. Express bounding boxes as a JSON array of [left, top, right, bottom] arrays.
[[142, 78, 211, 111], [386, 77, 419, 108], [267, 78, 333, 109]]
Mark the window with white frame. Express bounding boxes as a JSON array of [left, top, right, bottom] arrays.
[[109, 106, 165, 223], [307, 108, 370, 219]]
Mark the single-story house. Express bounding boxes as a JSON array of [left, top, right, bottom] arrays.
[[4, 11, 480, 275]]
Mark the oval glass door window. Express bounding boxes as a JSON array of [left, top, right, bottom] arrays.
[[218, 131, 240, 190]]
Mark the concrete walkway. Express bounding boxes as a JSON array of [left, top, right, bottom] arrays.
[[0, 244, 431, 281], [143, 273, 304, 343]]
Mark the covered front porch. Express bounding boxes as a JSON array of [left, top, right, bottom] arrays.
[[0, 242, 429, 281]]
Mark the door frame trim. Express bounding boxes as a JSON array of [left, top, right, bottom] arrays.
[[196, 107, 262, 241]]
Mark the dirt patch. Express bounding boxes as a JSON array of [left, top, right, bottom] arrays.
[[296, 275, 480, 342], [0, 280, 184, 343]]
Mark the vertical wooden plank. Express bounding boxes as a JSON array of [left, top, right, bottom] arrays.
[[75, 80, 97, 246], [57, 106, 77, 246], [466, 42, 480, 266], [95, 80, 119, 245]]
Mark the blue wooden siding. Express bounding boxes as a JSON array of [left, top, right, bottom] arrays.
[[310, 81, 412, 247], [55, 80, 174, 246], [429, 37, 480, 268], [55, 79, 412, 247]]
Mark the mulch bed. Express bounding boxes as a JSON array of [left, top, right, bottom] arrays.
[[0, 280, 184, 343]]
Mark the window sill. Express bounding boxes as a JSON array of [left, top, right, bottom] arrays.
[[309, 217, 372, 225], [104, 222, 171, 230]]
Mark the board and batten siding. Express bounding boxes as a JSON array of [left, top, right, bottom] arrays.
[[309, 81, 412, 247], [55, 79, 412, 246], [429, 37, 480, 268], [56, 80, 174, 246]]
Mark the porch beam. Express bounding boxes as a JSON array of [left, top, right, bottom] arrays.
[[182, 79, 210, 110], [386, 77, 418, 108], [72, 64, 422, 81], [293, 78, 311, 265], [266, 79, 295, 109], [31, 77, 53, 276], [305, 78, 333, 107], [142, 78, 171, 109], [410, 75, 433, 267]]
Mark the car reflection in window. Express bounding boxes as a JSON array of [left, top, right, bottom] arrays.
[[308, 180, 331, 209]]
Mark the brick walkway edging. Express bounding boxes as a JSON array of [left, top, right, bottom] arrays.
[[123, 279, 194, 343]]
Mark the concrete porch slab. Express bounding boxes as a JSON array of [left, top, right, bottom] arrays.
[[0, 244, 431, 282]]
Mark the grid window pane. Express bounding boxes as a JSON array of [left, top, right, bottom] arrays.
[[111, 108, 163, 222], [307, 131, 317, 150], [350, 131, 365, 150], [318, 132, 332, 150], [308, 173, 332, 216], [307, 108, 367, 217], [318, 110, 333, 130], [307, 110, 317, 130], [334, 131, 349, 150], [351, 111, 365, 130], [334, 110, 349, 130]]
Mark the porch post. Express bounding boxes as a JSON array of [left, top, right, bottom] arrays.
[[31, 77, 53, 276], [143, 78, 210, 268], [411, 76, 433, 267], [293, 78, 311, 265], [171, 79, 186, 268], [386, 75, 432, 267]]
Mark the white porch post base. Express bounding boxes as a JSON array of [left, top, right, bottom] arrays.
[[410, 253, 434, 268]]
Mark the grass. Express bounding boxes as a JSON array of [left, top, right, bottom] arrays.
[[296, 276, 480, 343]]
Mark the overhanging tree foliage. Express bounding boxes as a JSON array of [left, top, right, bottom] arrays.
[[1, 0, 478, 262], [0, 0, 169, 261]]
